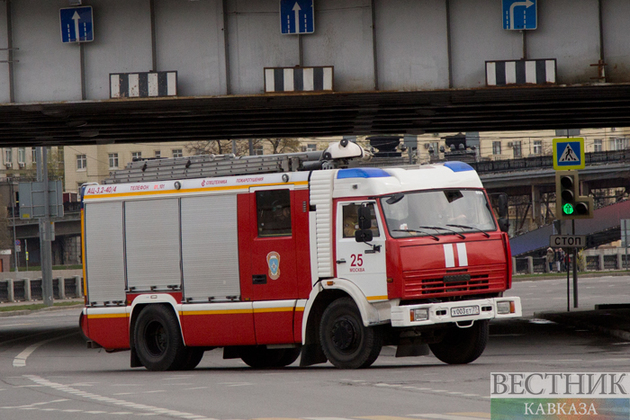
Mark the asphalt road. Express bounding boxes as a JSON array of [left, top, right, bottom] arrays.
[[0, 276, 629, 420]]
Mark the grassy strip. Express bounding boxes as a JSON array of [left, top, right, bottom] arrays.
[[0, 301, 82, 312]]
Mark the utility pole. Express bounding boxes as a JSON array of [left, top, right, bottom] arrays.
[[36, 147, 53, 306]]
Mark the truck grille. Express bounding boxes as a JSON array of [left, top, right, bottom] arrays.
[[402, 266, 506, 298]]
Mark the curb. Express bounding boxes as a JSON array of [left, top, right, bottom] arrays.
[[535, 310, 630, 342]]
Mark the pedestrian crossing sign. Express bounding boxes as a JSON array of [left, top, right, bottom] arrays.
[[552, 138, 585, 170]]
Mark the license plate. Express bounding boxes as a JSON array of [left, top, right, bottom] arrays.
[[451, 305, 480, 317]]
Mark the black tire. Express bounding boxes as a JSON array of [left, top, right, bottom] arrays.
[[273, 347, 301, 367], [179, 347, 205, 370], [134, 305, 188, 371], [429, 320, 489, 365], [319, 297, 383, 369], [241, 346, 301, 368]]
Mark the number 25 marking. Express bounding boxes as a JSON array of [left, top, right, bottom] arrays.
[[350, 254, 363, 267]]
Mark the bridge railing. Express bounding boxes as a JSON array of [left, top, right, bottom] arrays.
[[472, 149, 630, 174], [0, 276, 82, 303]]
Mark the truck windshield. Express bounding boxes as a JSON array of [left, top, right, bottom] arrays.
[[380, 189, 496, 239]]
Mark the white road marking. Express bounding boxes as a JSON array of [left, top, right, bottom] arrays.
[[22, 375, 220, 420], [12, 332, 75, 367]]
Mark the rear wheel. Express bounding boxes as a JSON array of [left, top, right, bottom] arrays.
[[429, 320, 489, 364], [241, 346, 301, 368], [134, 305, 188, 371], [319, 297, 382, 369]]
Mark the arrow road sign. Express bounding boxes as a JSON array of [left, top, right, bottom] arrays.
[[60, 6, 94, 43], [280, 0, 314, 35], [553, 138, 585, 170], [503, 0, 537, 30]]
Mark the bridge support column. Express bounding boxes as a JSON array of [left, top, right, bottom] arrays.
[[600, 254, 605, 271], [531, 185, 542, 226]]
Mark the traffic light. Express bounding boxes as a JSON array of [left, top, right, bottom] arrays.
[[555, 170, 594, 219]]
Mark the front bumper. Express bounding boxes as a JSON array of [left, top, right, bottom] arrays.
[[390, 296, 522, 327]]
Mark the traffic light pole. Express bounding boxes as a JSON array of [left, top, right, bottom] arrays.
[[572, 219, 578, 308]]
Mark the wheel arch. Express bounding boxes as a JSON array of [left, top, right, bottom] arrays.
[[299, 279, 384, 367], [129, 294, 185, 349]]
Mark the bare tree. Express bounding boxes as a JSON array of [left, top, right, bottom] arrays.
[[186, 140, 262, 156], [20, 148, 65, 183], [0, 207, 11, 251], [187, 138, 301, 156], [260, 138, 301, 154]]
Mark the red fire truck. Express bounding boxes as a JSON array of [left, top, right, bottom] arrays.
[[79, 140, 521, 371]]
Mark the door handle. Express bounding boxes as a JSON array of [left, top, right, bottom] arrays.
[[336, 259, 346, 264]]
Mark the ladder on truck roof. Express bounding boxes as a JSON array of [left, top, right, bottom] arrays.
[[104, 140, 366, 184]]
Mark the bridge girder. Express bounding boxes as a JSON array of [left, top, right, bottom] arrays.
[[3, 84, 630, 147]]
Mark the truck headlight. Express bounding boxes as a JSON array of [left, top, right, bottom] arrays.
[[411, 308, 429, 322], [497, 300, 515, 314]]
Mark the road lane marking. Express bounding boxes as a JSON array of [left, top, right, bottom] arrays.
[[12, 332, 76, 367], [23, 375, 220, 420]]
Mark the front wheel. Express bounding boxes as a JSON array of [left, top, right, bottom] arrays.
[[429, 320, 489, 364], [134, 305, 188, 371], [319, 297, 383, 369]]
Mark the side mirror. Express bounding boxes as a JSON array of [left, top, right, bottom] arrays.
[[498, 193, 508, 219], [355, 229, 373, 243], [357, 205, 372, 230], [498, 218, 510, 233]]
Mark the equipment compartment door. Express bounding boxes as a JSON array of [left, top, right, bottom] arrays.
[[249, 187, 299, 344], [335, 202, 388, 302]]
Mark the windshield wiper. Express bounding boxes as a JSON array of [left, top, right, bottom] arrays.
[[418, 225, 466, 239], [447, 223, 490, 238], [393, 228, 440, 241]]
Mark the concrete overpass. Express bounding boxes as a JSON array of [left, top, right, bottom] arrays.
[[0, 1, 629, 146]]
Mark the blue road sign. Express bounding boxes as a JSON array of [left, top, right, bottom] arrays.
[[502, 0, 537, 30], [280, 0, 314, 35], [60, 6, 94, 43], [553, 138, 585, 170]]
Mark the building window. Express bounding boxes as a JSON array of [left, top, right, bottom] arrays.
[[594, 139, 603, 152], [253, 144, 264, 156], [533, 140, 542, 155], [131, 152, 142, 160], [108, 153, 119, 169], [172, 149, 183, 158], [155, 150, 161, 158], [513, 141, 522, 158], [610, 137, 629, 151], [492, 141, 502, 155], [77, 154, 87, 170], [4, 148, 12, 164], [17, 148, 25, 164]]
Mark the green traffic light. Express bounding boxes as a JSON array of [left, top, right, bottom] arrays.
[[563, 203, 574, 215]]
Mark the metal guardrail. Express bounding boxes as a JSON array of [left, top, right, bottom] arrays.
[[471, 149, 630, 174], [0, 276, 82, 303]]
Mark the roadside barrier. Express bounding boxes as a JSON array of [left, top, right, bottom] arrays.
[[0, 276, 82, 303]]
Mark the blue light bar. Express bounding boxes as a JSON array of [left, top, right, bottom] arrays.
[[443, 162, 474, 172], [336, 168, 391, 179]]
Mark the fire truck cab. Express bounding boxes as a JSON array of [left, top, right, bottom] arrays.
[[79, 141, 521, 370]]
